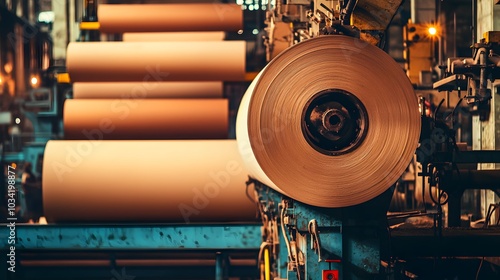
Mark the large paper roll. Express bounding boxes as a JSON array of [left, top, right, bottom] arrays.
[[237, 35, 421, 208], [64, 99, 228, 140], [123, 32, 225, 42], [67, 41, 245, 82], [98, 4, 242, 33], [73, 82, 223, 99], [42, 140, 257, 222]]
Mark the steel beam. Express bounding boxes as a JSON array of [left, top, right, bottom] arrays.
[[0, 224, 262, 250], [391, 228, 500, 257]]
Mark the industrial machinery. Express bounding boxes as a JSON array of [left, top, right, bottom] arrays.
[[422, 31, 500, 227], [253, 1, 500, 279], [263, 0, 402, 60], [0, 3, 66, 222], [2, 1, 500, 280]]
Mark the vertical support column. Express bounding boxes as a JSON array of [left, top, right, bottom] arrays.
[[474, 0, 500, 223], [476, 83, 500, 223], [0, 8, 7, 95], [68, 0, 80, 42], [278, 225, 289, 279], [14, 24, 24, 95], [215, 252, 223, 280], [52, 0, 67, 64]]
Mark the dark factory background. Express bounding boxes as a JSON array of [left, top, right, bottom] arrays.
[[0, 1, 500, 280]]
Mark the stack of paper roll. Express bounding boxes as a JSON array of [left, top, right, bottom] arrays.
[[43, 140, 256, 223], [98, 3, 243, 33], [43, 3, 257, 223], [64, 3, 247, 140], [236, 35, 421, 208]]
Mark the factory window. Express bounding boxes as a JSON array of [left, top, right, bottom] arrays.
[[237, 0, 275, 10]]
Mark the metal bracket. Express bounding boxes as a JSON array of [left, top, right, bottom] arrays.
[[308, 219, 322, 262]]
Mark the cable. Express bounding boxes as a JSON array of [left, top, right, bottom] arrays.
[[438, 189, 448, 205], [257, 242, 272, 280], [445, 98, 463, 122], [257, 242, 271, 266], [429, 183, 448, 206], [434, 98, 445, 122], [280, 204, 292, 262], [475, 257, 484, 280], [245, 177, 258, 204], [280, 203, 303, 280]]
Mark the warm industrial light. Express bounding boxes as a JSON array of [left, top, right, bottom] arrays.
[[4, 62, 12, 74], [30, 76, 39, 86], [428, 26, 437, 36], [0, 75, 3, 85], [15, 118, 21, 124]]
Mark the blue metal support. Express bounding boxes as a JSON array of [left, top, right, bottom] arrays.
[[254, 183, 390, 280], [0, 224, 262, 250], [215, 252, 223, 280]]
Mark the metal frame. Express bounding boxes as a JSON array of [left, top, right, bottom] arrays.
[[254, 183, 392, 280], [0, 224, 261, 250], [0, 224, 262, 280]]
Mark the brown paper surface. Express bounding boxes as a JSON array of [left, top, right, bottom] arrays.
[[98, 4, 242, 33], [73, 82, 223, 99], [67, 41, 245, 82], [64, 99, 228, 140], [237, 35, 421, 207], [123, 32, 225, 42], [42, 140, 257, 222]]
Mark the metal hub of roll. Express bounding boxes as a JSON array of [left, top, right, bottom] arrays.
[[302, 89, 368, 156]]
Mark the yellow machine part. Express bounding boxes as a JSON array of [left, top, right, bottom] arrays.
[[79, 22, 100, 30], [351, 0, 404, 45]]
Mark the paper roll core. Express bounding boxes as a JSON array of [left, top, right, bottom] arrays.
[[301, 88, 369, 156]]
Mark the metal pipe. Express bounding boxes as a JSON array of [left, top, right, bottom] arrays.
[[453, 12, 457, 57], [472, 0, 475, 53], [342, 0, 357, 25], [441, 169, 500, 191], [83, 0, 98, 22], [479, 48, 488, 90], [391, 228, 500, 257], [264, 248, 271, 280]]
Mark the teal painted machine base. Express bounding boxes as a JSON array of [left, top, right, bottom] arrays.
[[0, 224, 262, 280], [253, 181, 392, 280]]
